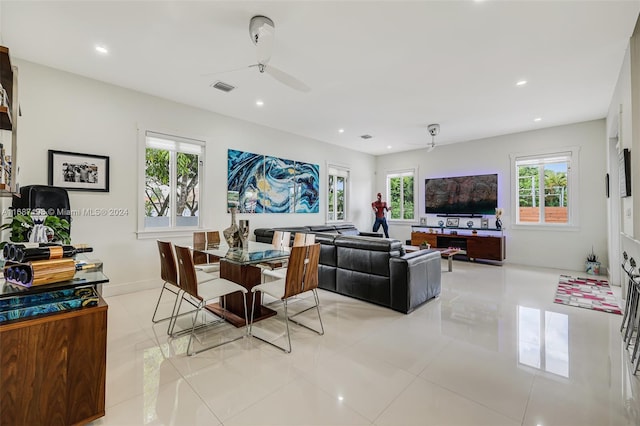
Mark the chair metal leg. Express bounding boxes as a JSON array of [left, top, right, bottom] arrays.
[[251, 291, 324, 353], [287, 289, 324, 335], [185, 293, 248, 356], [283, 299, 292, 353], [151, 282, 180, 323], [624, 290, 639, 347], [620, 282, 635, 333]]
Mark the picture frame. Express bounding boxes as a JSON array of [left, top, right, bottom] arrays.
[[481, 218, 489, 229], [419, 217, 427, 226], [446, 217, 459, 228], [48, 150, 109, 192], [619, 148, 631, 197]]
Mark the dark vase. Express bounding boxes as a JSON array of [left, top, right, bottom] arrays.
[[495, 218, 502, 230]]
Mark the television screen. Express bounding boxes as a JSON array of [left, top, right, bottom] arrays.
[[425, 174, 498, 215]]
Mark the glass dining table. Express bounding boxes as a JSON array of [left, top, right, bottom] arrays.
[[197, 241, 290, 327]]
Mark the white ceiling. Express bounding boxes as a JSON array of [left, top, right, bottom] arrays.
[[1, 1, 639, 155]]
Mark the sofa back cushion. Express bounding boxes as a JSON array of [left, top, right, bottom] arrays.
[[334, 236, 402, 277]]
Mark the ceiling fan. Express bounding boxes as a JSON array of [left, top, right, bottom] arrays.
[[208, 15, 310, 93], [426, 124, 440, 152]]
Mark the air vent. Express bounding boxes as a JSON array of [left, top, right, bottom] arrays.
[[360, 134, 373, 139], [210, 81, 236, 92]]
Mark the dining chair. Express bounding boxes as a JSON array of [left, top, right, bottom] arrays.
[[152, 240, 181, 325], [262, 232, 316, 281], [173, 245, 249, 356], [154, 241, 219, 333], [193, 231, 221, 273], [257, 230, 292, 277], [250, 243, 324, 353]]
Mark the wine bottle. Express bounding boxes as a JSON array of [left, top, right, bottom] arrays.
[[4, 266, 16, 281], [4, 242, 60, 261], [74, 260, 103, 272], [15, 245, 94, 263], [18, 268, 32, 285]]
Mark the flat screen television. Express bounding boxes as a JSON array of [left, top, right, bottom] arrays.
[[425, 173, 498, 215]]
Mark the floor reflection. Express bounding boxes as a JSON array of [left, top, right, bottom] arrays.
[[518, 305, 569, 377]]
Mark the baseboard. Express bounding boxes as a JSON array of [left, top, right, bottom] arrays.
[[101, 278, 159, 297]]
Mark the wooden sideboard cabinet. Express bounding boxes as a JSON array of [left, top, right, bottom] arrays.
[[411, 226, 505, 262], [0, 269, 109, 426]]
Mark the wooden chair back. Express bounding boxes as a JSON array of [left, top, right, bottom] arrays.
[[157, 241, 178, 287], [193, 231, 221, 264], [206, 231, 221, 249], [174, 245, 202, 301], [283, 243, 320, 299], [272, 231, 292, 249], [293, 232, 316, 247]]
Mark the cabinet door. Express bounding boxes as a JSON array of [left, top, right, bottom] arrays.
[[411, 232, 437, 247], [0, 303, 107, 425], [467, 236, 504, 261]]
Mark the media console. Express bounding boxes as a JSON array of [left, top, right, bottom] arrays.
[[411, 225, 505, 262]]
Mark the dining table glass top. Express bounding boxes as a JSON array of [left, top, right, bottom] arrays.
[[199, 241, 290, 266]]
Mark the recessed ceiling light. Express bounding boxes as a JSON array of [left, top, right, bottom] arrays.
[[534, 117, 542, 122], [516, 80, 527, 86], [95, 45, 108, 55], [387, 145, 392, 149], [338, 129, 345, 133], [255, 100, 264, 107]]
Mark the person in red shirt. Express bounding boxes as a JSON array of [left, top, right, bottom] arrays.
[[371, 192, 390, 238]]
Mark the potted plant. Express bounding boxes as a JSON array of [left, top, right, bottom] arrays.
[[0, 213, 71, 246], [586, 247, 600, 275]]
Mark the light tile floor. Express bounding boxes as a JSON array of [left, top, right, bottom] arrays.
[[92, 261, 640, 425]]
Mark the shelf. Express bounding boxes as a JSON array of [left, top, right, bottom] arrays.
[[0, 105, 11, 130], [412, 225, 503, 232]]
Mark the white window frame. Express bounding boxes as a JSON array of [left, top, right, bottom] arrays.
[[511, 147, 579, 230], [386, 167, 417, 223], [137, 126, 206, 239], [326, 163, 350, 223]]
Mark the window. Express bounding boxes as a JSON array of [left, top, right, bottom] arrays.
[[142, 131, 204, 230], [387, 169, 415, 220], [327, 165, 349, 222], [514, 150, 577, 226]]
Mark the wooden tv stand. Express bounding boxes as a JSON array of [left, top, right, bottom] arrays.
[[411, 226, 505, 262]]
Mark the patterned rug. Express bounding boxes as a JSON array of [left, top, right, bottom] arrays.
[[554, 275, 622, 315]]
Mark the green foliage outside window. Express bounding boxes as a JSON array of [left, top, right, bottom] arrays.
[[518, 165, 567, 208], [145, 148, 199, 218], [389, 174, 414, 220]]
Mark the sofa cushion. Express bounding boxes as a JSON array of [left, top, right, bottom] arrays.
[[334, 236, 403, 277], [336, 269, 390, 306]]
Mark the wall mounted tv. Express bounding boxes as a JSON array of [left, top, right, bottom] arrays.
[[425, 173, 498, 215]]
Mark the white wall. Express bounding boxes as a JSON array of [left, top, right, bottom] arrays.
[[609, 17, 640, 295], [11, 59, 376, 294], [376, 120, 608, 272]]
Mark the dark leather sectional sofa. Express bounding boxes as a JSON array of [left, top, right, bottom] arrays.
[[253, 225, 442, 314]]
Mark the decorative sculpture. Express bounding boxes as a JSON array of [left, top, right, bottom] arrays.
[[223, 207, 249, 249]]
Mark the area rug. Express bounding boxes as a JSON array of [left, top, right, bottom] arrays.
[[554, 275, 622, 315]]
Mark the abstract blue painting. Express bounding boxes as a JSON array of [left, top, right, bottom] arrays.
[[295, 161, 319, 213], [227, 149, 319, 213]]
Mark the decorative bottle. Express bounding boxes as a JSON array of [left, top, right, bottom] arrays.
[[223, 207, 241, 249]]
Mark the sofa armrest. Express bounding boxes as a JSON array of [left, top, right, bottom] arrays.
[[389, 250, 441, 313]]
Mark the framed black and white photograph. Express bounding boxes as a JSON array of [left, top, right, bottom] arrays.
[[446, 217, 459, 228], [481, 218, 489, 229], [48, 150, 110, 192], [419, 217, 427, 226]]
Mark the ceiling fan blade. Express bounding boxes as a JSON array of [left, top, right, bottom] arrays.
[[264, 65, 311, 93], [200, 65, 252, 77]]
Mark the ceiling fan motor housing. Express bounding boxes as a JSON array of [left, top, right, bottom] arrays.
[[249, 15, 274, 45]]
